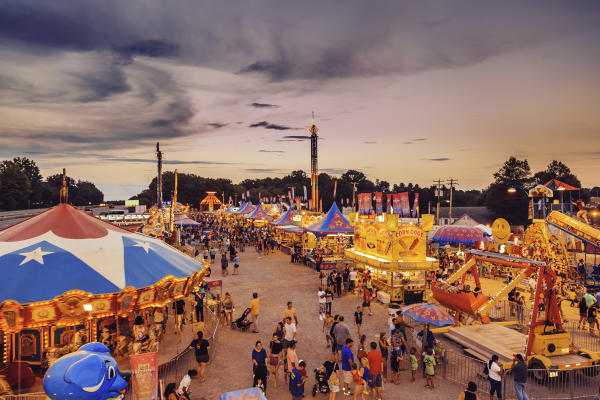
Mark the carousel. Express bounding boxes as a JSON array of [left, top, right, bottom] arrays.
[[0, 202, 208, 390]]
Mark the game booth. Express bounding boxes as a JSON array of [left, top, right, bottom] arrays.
[[345, 214, 437, 304], [0, 204, 208, 392], [270, 208, 303, 254], [244, 203, 274, 226], [303, 203, 354, 270]]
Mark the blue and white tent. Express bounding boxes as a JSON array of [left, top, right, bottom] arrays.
[[0, 204, 202, 304]]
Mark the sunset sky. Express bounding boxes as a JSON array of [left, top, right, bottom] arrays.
[[1, 1, 599, 199]]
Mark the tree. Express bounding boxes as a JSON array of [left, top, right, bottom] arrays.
[[72, 181, 104, 206], [341, 170, 367, 184], [0, 157, 42, 207], [484, 156, 532, 225], [532, 160, 581, 188], [0, 162, 31, 210]]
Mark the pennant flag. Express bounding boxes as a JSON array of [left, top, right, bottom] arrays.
[[291, 187, 295, 200], [386, 194, 392, 213], [333, 180, 338, 199], [413, 193, 420, 217], [303, 185, 308, 201], [375, 192, 383, 215]]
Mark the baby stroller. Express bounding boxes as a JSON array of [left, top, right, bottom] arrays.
[[231, 307, 252, 332], [312, 368, 329, 396]]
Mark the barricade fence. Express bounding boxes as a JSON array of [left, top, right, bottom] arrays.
[[393, 323, 600, 400]]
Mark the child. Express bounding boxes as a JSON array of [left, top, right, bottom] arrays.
[[354, 306, 363, 337], [409, 347, 418, 382], [323, 312, 334, 347], [351, 362, 366, 400], [423, 348, 436, 388]]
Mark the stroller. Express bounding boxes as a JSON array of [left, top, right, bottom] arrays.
[[312, 367, 329, 396], [231, 307, 252, 332]]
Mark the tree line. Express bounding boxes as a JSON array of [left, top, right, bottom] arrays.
[[0, 157, 104, 210], [132, 157, 597, 225]]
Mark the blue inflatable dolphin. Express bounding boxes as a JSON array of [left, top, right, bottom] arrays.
[[43, 342, 128, 400]]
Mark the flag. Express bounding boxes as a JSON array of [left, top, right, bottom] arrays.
[[400, 192, 410, 217], [291, 187, 295, 200], [392, 194, 402, 214], [413, 193, 420, 217], [258, 192, 261, 203], [228, 196, 232, 204], [358, 193, 373, 215], [346, 197, 350, 206], [386, 194, 392, 213], [246, 190, 250, 199], [288, 190, 292, 202], [303, 185, 307, 201], [242, 192, 246, 201], [333, 180, 338, 199], [375, 192, 383, 215]]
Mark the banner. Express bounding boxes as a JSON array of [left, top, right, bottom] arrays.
[[375, 192, 383, 215], [291, 187, 295, 200], [303, 185, 307, 201], [288, 190, 292, 202], [392, 193, 402, 215], [130, 352, 158, 400], [295, 197, 301, 210], [333, 180, 338, 200], [386, 194, 392, 213], [358, 193, 372, 215], [400, 192, 410, 217], [242, 192, 245, 201], [412, 193, 420, 217]]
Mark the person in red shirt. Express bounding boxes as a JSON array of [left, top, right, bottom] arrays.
[[367, 342, 384, 400], [362, 288, 373, 316]]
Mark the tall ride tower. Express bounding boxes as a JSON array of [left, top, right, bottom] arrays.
[[156, 142, 163, 206], [309, 113, 319, 211]]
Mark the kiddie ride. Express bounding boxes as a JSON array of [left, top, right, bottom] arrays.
[[432, 249, 600, 380]]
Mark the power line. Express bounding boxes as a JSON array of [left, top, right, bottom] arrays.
[[433, 178, 443, 224]]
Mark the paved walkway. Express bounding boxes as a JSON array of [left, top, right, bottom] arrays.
[[187, 250, 466, 400]]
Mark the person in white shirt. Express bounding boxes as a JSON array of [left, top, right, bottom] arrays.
[[349, 269, 357, 293], [283, 317, 297, 349], [487, 354, 503, 400], [318, 288, 327, 319], [177, 369, 197, 400]]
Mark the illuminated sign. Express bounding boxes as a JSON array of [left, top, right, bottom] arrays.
[[125, 200, 140, 207]]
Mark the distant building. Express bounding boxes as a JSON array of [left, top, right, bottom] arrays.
[[436, 206, 494, 226]]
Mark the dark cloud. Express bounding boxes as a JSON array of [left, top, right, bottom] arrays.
[[258, 149, 285, 153], [207, 122, 227, 129], [69, 64, 131, 102], [280, 135, 312, 140], [403, 141, 414, 144], [363, 141, 377, 144], [249, 121, 293, 130], [115, 40, 178, 60], [249, 102, 279, 108], [107, 157, 234, 165], [149, 101, 194, 128], [245, 168, 283, 173], [321, 168, 347, 174], [413, 138, 428, 141], [422, 17, 450, 28], [423, 158, 451, 161]]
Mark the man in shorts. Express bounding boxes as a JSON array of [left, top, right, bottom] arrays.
[[249, 292, 260, 333], [341, 338, 354, 396], [367, 342, 384, 400], [283, 301, 299, 326]]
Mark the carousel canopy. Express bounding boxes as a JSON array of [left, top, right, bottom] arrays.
[[271, 207, 299, 226], [0, 204, 201, 304], [245, 204, 273, 220], [432, 225, 489, 245], [305, 202, 353, 235]]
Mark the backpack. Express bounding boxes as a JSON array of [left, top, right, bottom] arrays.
[[483, 360, 490, 376]]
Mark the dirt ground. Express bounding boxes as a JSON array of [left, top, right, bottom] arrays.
[[186, 250, 469, 400]]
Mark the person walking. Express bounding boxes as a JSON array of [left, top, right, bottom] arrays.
[[289, 360, 306, 400], [423, 347, 436, 389], [209, 246, 216, 263], [378, 332, 389, 383], [221, 253, 229, 276], [319, 287, 327, 319], [354, 306, 363, 337], [233, 252, 240, 275], [487, 354, 503, 400], [511, 354, 529, 400], [222, 292, 234, 326], [283, 301, 299, 326], [249, 292, 260, 333], [333, 316, 351, 360], [341, 338, 355, 396], [323, 312, 334, 348], [367, 342, 383, 400], [252, 340, 268, 391], [188, 331, 210, 382], [268, 333, 283, 388]]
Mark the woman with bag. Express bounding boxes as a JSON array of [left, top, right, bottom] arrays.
[[323, 353, 340, 399]]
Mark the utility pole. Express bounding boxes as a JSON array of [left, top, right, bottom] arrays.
[[447, 178, 458, 222], [433, 179, 443, 224], [351, 182, 358, 211]]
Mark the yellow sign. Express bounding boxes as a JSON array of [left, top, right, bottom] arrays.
[[492, 218, 511, 244], [393, 225, 427, 261], [376, 227, 394, 259], [421, 214, 434, 232]]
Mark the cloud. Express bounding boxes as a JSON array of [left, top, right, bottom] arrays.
[[321, 168, 347, 175], [422, 17, 450, 28], [258, 149, 285, 153], [249, 102, 279, 108], [249, 121, 293, 130], [245, 168, 284, 173], [279, 135, 312, 141], [403, 141, 414, 144], [413, 138, 428, 141], [208, 122, 227, 129], [363, 141, 377, 144], [115, 39, 179, 61], [423, 158, 451, 162]]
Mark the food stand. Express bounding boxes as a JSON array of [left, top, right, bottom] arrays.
[[304, 203, 354, 270], [345, 214, 437, 304], [244, 204, 274, 226]]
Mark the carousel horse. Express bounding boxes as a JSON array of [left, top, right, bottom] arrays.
[[43, 342, 127, 400]]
